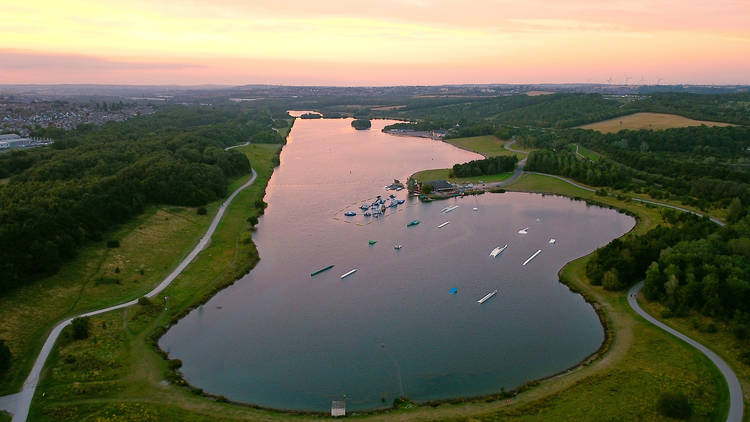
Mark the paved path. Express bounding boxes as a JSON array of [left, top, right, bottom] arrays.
[[628, 282, 743, 422], [0, 168, 257, 422], [530, 170, 742, 421]]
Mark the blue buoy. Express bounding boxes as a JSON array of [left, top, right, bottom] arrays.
[[449, 287, 458, 295]]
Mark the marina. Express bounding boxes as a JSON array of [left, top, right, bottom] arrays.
[[523, 249, 542, 266]]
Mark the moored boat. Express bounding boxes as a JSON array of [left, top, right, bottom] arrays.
[[407, 219, 420, 227], [340, 269, 358, 279], [311, 265, 334, 277], [490, 244, 508, 258]]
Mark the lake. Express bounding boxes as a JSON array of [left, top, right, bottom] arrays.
[[159, 117, 635, 411]]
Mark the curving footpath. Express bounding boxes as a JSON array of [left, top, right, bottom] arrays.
[[1, 168, 257, 422], [629, 282, 743, 422], [530, 169, 743, 421]]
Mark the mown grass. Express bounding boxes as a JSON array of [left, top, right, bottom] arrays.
[[570, 143, 601, 162], [0, 202, 219, 395], [0, 410, 10, 422], [28, 165, 729, 421], [639, 300, 750, 421], [412, 168, 512, 184], [577, 112, 735, 133], [443, 135, 520, 158]]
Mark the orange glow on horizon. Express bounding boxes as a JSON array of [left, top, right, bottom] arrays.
[[1, 0, 749, 85]]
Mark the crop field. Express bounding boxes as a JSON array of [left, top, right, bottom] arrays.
[[578, 112, 735, 133]]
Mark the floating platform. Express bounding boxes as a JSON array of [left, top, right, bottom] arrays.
[[523, 249, 542, 266], [443, 205, 459, 213], [437, 221, 450, 228], [490, 244, 508, 258], [340, 269, 358, 279], [478, 289, 498, 304], [311, 265, 334, 277]]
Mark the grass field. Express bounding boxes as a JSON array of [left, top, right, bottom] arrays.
[[26, 169, 730, 421], [412, 168, 512, 184], [0, 202, 219, 395], [570, 143, 602, 162], [443, 135, 519, 158], [639, 301, 750, 420], [578, 112, 736, 133]]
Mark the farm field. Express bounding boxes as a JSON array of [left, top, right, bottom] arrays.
[[578, 112, 736, 133]]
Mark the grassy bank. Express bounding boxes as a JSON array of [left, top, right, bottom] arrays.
[[412, 168, 512, 185], [444, 135, 520, 158], [0, 201, 220, 395]]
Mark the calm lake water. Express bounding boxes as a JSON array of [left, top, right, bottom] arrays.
[[160, 117, 635, 411]]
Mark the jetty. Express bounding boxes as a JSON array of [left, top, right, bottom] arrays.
[[340, 269, 358, 279], [478, 289, 498, 304], [311, 265, 334, 277], [523, 249, 542, 266]]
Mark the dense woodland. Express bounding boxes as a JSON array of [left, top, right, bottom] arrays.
[[0, 106, 287, 295], [450, 155, 518, 178]]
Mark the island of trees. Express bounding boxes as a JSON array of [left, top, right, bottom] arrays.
[[351, 119, 372, 130]]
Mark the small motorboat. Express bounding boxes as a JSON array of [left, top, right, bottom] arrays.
[[344, 211, 356, 216], [364, 211, 371, 217], [368, 240, 377, 245], [490, 244, 508, 258], [407, 219, 420, 227], [517, 227, 529, 234], [394, 244, 403, 250], [389, 194, 396, 199], [360, 203, 369, 210], [549, 238, 556, 244], [449, 287, 458, 295], [473, 207, 479, 211], [397, 199, 405, 204]]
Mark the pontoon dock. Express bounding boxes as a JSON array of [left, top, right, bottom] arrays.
[[522, 249, 542, 266], [478, 289, 498, 304], [437, 221, 450, 228], [340, 269, 358, 279]]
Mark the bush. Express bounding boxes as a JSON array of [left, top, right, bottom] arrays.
[[656, 392, 692, 419], [137, 296, 152, 306], [197, 206, 207, 215], [740, 351, 750, 365], [0, 339, 11, 375], [247, 215, 259, 226], [71, 317, 90, 340], [106, 240, 120, 248]]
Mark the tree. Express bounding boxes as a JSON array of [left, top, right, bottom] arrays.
[[602, 269, 621, 290], [71, 317, 90, 340], [727, 198, 744, 223], [0, 339, 11, 375]]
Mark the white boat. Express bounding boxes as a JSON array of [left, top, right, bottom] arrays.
[[473, 207, 479, 211], [490, 244, 508, 258], [522, 249, 542, 266], [477, 289, 498, 304], [340, 269, 358, 279], [394, 244, 403, 250], [437, 221, 450, 228], [517, 227, 529, 234], [443, 205, 459, 213], [549, 238, 556, 244]]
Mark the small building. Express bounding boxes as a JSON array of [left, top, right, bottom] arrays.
[[331, 400, 346, 417], [424, 180, 454, 192]]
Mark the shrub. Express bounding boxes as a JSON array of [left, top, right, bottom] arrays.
[[0, 339, 11, 375], [247, 215, 259, 226], [656, 392, 692, 419], [71, 317, 90, 340], [197, 206, 207, 215], [106, 240, 120, 248], [137, 296, 152, 306], [740, 351, 750, 365]]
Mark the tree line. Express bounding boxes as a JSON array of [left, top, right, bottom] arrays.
[[0, 105, 284, 295], [450, 155, 518, 178]]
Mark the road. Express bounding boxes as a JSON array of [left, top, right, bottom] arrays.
[[628, 282, 743, 422], [0, 168, 257, 422]]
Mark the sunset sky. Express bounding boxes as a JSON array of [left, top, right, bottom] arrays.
[[2, 0, 749, 85]]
